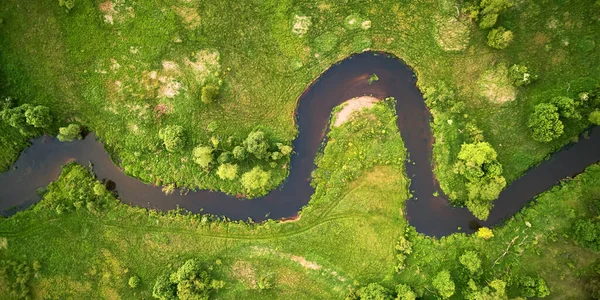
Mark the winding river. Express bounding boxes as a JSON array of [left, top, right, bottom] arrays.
[[1, 52, 599, 237]]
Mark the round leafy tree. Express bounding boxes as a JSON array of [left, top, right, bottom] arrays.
[[232, 146, 247, 160], [551, 96, 580, 119], [159, 125, 186, 152], [356, 283, 391, 300], [432, 270, 455, 299], [589, 110, 600, 125], [201, 85, 219, 104], [240, 166, 270, 193], [528, 103, 564, 142], [487, 27, 513, 49], [57, 123, 82, 142], [193, 146, 214, 168], [395, 284, 416, 300], [244, 130, 270, 159], [216, 163, 238, 180]]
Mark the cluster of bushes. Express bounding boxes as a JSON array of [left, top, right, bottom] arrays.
[[157, 124, 292, 196], [528, 89, 600, 143], [152, 259, 224, 300], [394, 235, 412, 272], [464, 0, 514, 49], [0, 260, 34, 299], [1, 97, 52, 135], [572, 195, 600, 251]]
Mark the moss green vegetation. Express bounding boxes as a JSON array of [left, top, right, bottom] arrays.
[[1, 103, 599, 299], [1, 0, 598, 209]]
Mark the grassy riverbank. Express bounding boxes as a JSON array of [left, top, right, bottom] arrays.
[[1, 1, 598, 202], [1, 104, 599, 299]]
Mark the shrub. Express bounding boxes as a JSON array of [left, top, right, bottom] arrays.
[[153, 259, 221, 300], [216, 163, 238, 180], [25, 105, 52, 128], [487, 27, 513, 49], [217, 151, 233, 164], [432, 270, 455, 299], [508, 64, 537, 86], [478, 0, 513, 28], [244, 130, 270, 159], [57, 123, 82, 142], [517, 275, 550, 298], [152, 274, 176, 300], [58, 0, 75, 12], [159, 125, 186, 152], [232, 146, 247, 160], [478, 13, 498, 29], [277, 143, 293, 155], [201, 85, 219, 104], [528, 103, 564, 142], [573, 219, 600, 251], [356, 283, 391, 300], [551, 96, 580, 119], [241, 166, 270, 193], [193, 146, 214, 168], [129, 275, 141, 288], [1, 104, 32, 134], [589, 110, 600, 125]]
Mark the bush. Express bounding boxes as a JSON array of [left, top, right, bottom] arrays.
[[241, 166, 270, 193], [487, 27, 513, 49], [590, 110, 600, 125], [517, 275, 550, 298], [193, 146, 214, 168], [58, 0, 75, 12], [551, 96, 580, 119], [159, 125, 186, 152], [244, 130, 270, 159], [1, 104, 33, 134], [432, 270, 455, 299], [478, 0, 513, 28], [25, 105, 52, 128], [508, 64, 537, 86], [573, 219, 600, 251], [459, 251, 481, 274], [478, 13, 498, 29], [477, 227, 494, 239], [57, 123, 82, 142], [528, 103, 564, 142], [356, 283, 391, 300], [216, 163, 238, 180], [232, 146, 247, 160], [153, 259, 221, 300], [201, 85, 219, 104], [129, 275, 141, 288]]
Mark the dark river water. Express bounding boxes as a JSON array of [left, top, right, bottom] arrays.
[[1, 52, 599, 237]]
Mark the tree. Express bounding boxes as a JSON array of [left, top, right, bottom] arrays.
[[528, 103, 564, 142], [241, 167, 270, 192], [394, 284, 416, 300], [217, 151, 233, 164], [216, 163, 238, 180], [455, 142, 506, 220], [432, 270, 455, 299], [201, 85, 219, 104], [152, 274, 176, 300], [24, 105, 52, 128], [487, 27, 513, 49], [508, 64, 536, 86], [232, 146, 247, 160], [277, 143, 293, 155], [551, 96, 580, 119], [590, 110, 600, 125], [477, 227, 494, 239], [356, 283, 391, 300], [517, 275, 550, 298], [57, 123, 82, 142], [1, 104, 32, 134], [459, 251, 481, 274], [193, 146, 214, 168], [244, 130, 270, 159], [478, 0, 513, 28], [159, 125, 186, 152], [573, 219, 600, 250]]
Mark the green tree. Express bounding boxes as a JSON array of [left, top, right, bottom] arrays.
[[432, 270, 455, 299], [590, 110, 600, 125], [241, 167, 271, 192], [528, 103, 564, 142], [395, 283, 416, 300], [277, 143, 293, 155], [478, 0, 513, 28], [25, 105, 52, 128], [1, 104, 33, 134], [216, 163, 238, 180], [477, 227, 494, 239], [152, 274, 176, 300], [244, 130, 270, 159], [232, 146, 247, 160], [487, 27, 513, 49], [459, 251, 481, 274], [217, 151, 233, 164], [159, 125, 186, 152], [508, 64, 537, 86], [193, 146, 214, 168], [517, 275, 550, 298], [573, 219, 600, 250], [201, 85, 219, 104], [57, 123, 82, 142], [551, 96, 580, 119], [356, 283, 391, 300]]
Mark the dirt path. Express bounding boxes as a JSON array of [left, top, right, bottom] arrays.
[[333, 96, 380, 126]]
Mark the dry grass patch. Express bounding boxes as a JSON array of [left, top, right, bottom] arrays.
[[173, 5, 201, 30], [333, 96, 380, 126], [434, 16, 471, 51], [477, 64, 516, 104], [230, 260, 258, 289]]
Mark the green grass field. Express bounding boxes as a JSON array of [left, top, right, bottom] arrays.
[[1, 0, 597, 199], [1, 103, 598, 299]]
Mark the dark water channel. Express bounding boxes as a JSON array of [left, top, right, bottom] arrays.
[[1, 52, 599, 237]]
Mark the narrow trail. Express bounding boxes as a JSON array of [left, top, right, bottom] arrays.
[[1, 52, 599, 237]]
